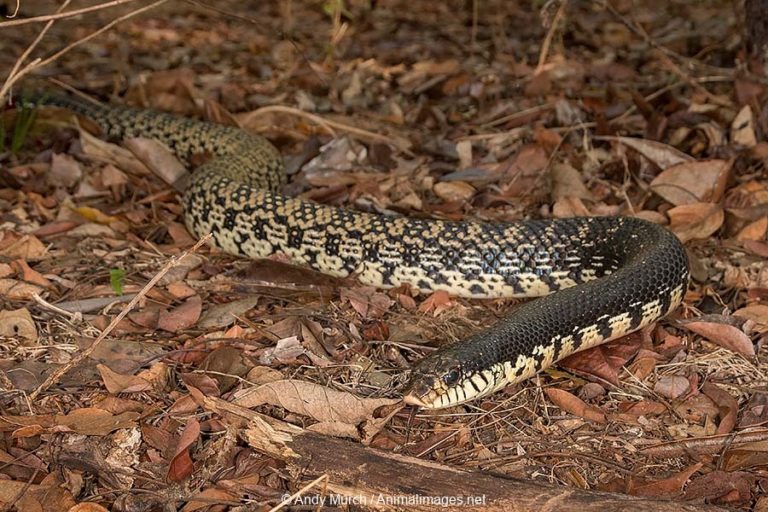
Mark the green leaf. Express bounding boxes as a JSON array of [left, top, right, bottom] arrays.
[[110, 268, 126, 296]]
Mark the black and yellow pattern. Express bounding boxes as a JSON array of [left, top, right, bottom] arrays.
[[39, 96, 690, 409]]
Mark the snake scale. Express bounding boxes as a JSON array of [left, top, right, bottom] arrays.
[[39, 95, 690, 409]]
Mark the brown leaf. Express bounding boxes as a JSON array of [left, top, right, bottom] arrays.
[[668, 202, 724, 242], [733, 305, 768, 332], [232, 379, 398, 425], [550, 162, 592, 201], [341, 286, 393, 318], [702, 382, 739, 435], [0, 278, 45, 300], [0, 232, 47, 260], [167, 418, 200, 482], [124, 137, 187, 189], [683, 315, 755, 357], [684, 470, 754, 503], [98, 364, 154, 394], [158, 295, 202, 332], [724, 440, 768, 471], [58, 408, 139, 436], [418, 290, 454, 316], [559, 331, 643, 385], [633, 462, 703, 498], [0, 308, 38, 342], [433, 181, 475, 202], [49, 153, 83, 188], [544, 388, 606, 423], [182, 488, 240, 512], [607, 136, 693, 169], [650, 159, 730, 206], [654, 375, 690, 399], [731, 105, 758, 147], [735, 217, 768, 241]]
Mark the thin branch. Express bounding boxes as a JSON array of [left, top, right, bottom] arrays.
[[0, 0, 72, 103], [0, 0, 146, 28], [0, 0, 170, 103]]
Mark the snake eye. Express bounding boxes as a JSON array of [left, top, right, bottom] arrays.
[[442, 367, 461, 387]]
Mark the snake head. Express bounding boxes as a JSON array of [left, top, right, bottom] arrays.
[[403, 351, 497, 409]]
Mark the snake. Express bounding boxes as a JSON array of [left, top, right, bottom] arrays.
[[36, 95, 690, 410]]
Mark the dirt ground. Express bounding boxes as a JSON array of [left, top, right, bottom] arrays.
[[1, 0, 768, 510]]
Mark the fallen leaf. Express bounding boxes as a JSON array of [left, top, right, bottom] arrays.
[[550, 162, 592, 201], [650, 159, 730, 206], [544, 388, 606, 423], [198, 296, 259, 328], [158, 295, 202, 332], [606, 136, 693, 169], [731, 105, 757, 147], [49, 153, 82, 188], [433, 181, 475, 202], [702, 382, 739, 434], [633, 462, 703, 498], [124, 137, 187, 189], [58, 408, 140, 436], [418, 290, 455, 315], [735, 217, 768, 241], [0, 308, 38, 342], [232, 379, 398, 425], [559, 331, 643, 385], [683, 315, 755, 357], [167, 418, 200, 482], [341, 287, 393, 318], [0, 232, 47, 260], [684, 470, 754, 504], [98, 364, 154, 393], [668, 202, 724, 242], [733, 305, 768, 332], [654, 375, 690, 399]]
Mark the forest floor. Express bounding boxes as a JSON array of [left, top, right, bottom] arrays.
[[1, 0, 768, 510]]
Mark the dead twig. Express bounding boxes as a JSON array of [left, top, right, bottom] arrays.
[[536, 0, 568, 75], [641, 429, 768, 457], [29, 234, 212, 401], [240, 105, 413, 155], [0, 0, 170, 103], [0, 0, 146, 28]]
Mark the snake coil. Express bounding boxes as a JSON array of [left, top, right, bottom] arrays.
[[39, 96, 690, 409]]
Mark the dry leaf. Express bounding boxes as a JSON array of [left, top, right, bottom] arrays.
[[341, 286, 393, 318], [0, 308, 38, 342], [702, 382, 738, 435], [668, 202, 724, 242], [49, 153, 82, 188], [0, 278, 44, 300], [167, 418, 200, 482], [58, 408, 139, 436], [607, 136, 693, 169], [633, 462, 703, 498], [735, 217, 768, 241], [559, 331, 643, 385], [550, 162, 592, 201], [544, 388, 606, 423], [654, 375, 690, 399], [232, 379, 398, 425], [98, 364, 154, 393], [683, 315, 755, 357], [158, 295, 202, 332], [124, 137, 187, 188], [650, 159, 730, 206], [433, 181, 475, 202], [731, 105, 757, 147]]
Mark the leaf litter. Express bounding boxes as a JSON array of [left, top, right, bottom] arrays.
[[0, 0, 767, 510]]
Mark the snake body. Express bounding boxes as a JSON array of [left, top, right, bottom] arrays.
[[41, 96, 690, 409]]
